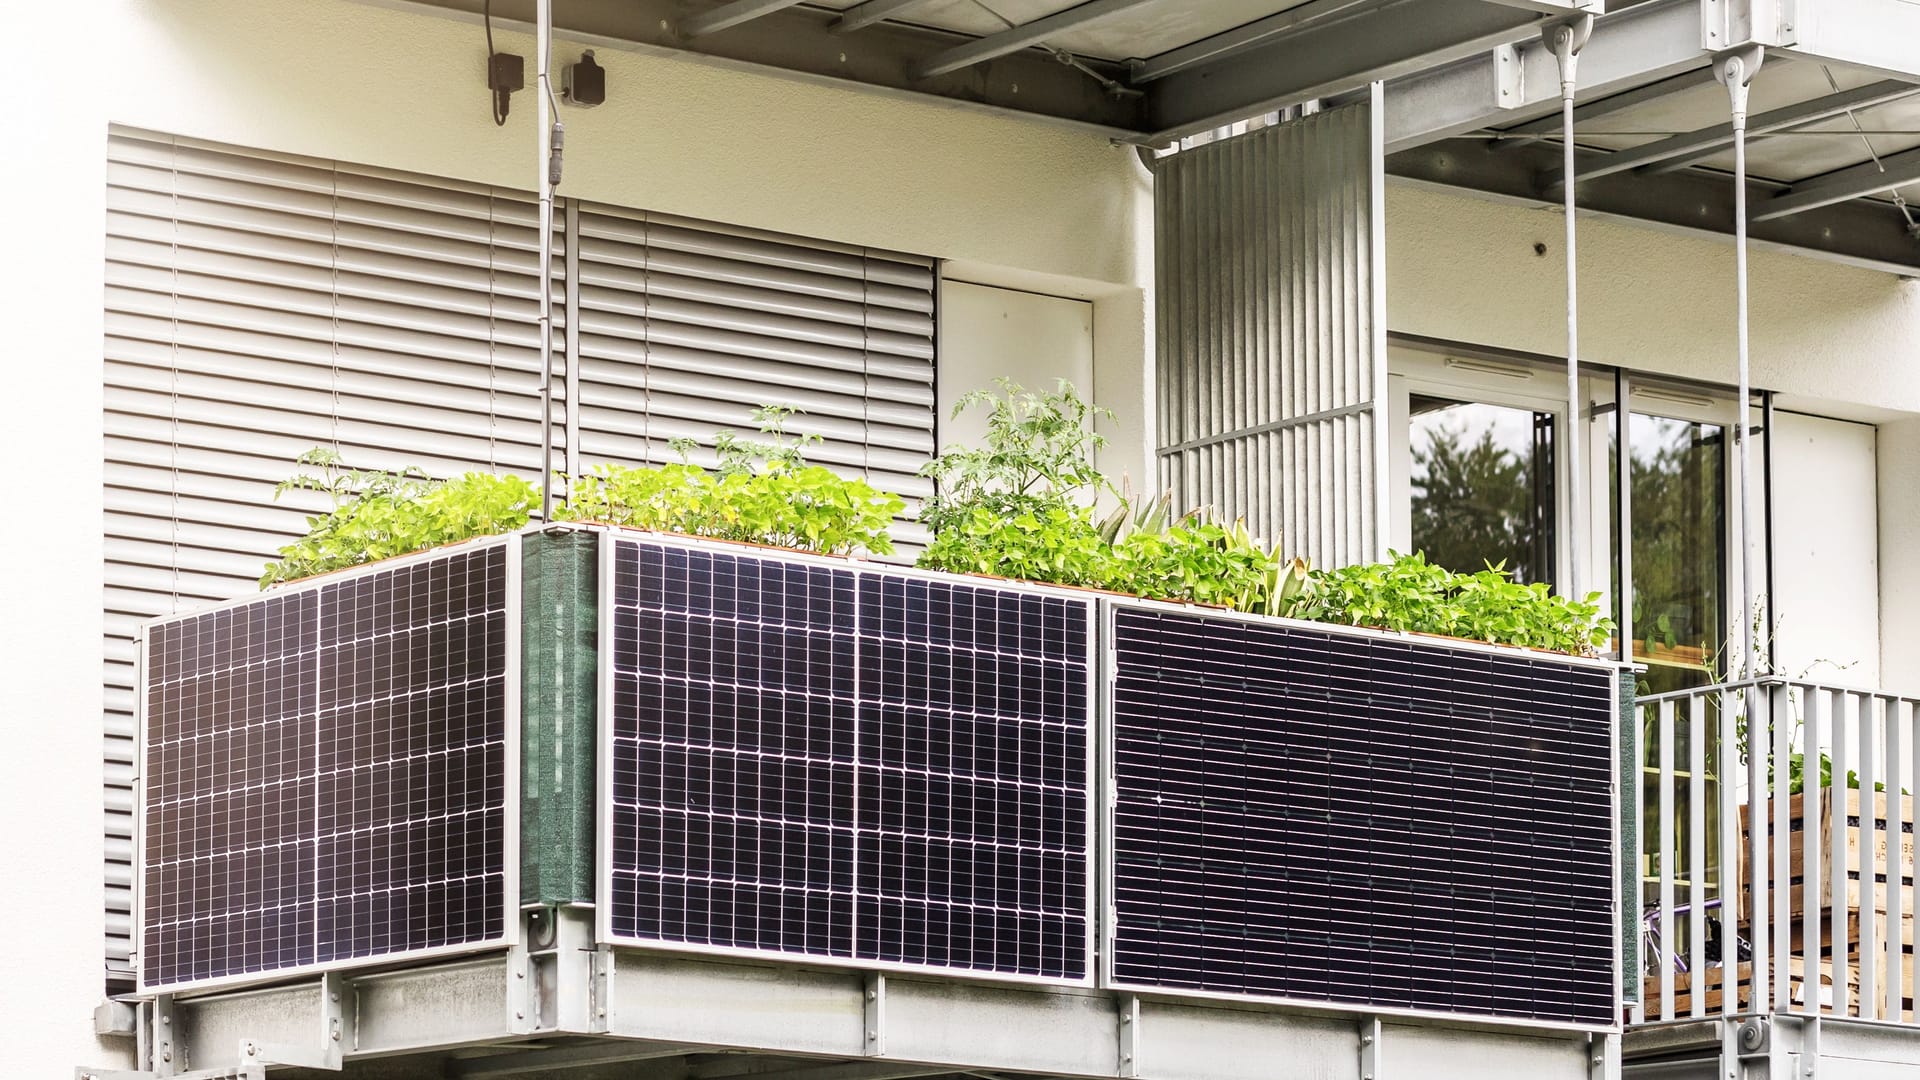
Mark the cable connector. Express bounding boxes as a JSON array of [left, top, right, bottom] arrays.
[[548, 122, 566, 188]]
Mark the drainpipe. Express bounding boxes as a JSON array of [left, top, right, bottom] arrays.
[[1546, 16, 1592, 601], [1717, 40, 1767, 1016], [536, 0, 556, 520]]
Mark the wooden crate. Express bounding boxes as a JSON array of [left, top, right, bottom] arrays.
[[1738, 789, 1915, 923], [1641, 957, 1834, 1017]]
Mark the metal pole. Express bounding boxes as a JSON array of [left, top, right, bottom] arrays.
[[536, 0, 555, 520], [1717, 42, 1767, 1018], [1547, 17, 1591, 600], [1720, 47, 1761, 681]]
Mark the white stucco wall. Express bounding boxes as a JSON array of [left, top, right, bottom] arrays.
[[1387, 181, 1920, 419]]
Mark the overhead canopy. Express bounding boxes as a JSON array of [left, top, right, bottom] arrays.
[[409, 0, 1920, 271]]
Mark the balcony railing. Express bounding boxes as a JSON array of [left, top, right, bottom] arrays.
[[1638, 677, 1920, 1024]]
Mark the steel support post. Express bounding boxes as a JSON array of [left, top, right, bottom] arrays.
[[1546, 14, 1592, 601], [1716, 42, 1770, 1017]]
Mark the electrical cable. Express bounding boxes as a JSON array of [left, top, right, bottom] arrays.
[[1821, 65, 1920, 237], [486, 0, 507, 126]]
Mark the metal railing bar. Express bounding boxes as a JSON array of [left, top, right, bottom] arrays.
[[1747, 687, 1771, 1013], [1720, 685, 1742, 1018], [1861, 694, 1882, 1018], [1773, 683, 1792, 1009], [1802, 687, 1825, 1017], [1833, 689, 1854, 1018], [1659, 698, 1677, 1019], [1688, 692, 1708, 1019]]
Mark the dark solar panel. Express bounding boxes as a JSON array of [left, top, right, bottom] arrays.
[[1108, 606, 1617, 1026], [605, 537, 1092, 980], [140, 544, 512, 991]]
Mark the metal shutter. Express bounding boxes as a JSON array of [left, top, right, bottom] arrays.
[[570, 204, 936, 544], [1151, 96, 1388, 569], [101, 130, 939, 988], [102, 128, 557, 987]]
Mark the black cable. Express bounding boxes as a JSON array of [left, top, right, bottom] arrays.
[[485, 0, 507, 126]]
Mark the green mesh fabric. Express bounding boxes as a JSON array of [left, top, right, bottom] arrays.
[[521, 530, 599, 906], [1619, 672, 1641, 1007]]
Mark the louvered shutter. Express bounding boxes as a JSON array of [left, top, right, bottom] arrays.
[[101, 128, 559, 985], [100, 131, 940, 989], [571, 204, 936, 544]]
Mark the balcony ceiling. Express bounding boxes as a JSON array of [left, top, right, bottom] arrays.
[[391, 0, 1920, 271]]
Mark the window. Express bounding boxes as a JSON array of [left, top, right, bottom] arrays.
[[1409, 396, 1556, 585]]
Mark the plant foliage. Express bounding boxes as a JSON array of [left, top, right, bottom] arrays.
[[1293, 551, 1614, 655], [560, 406, 903, 556], [260, 448, 537, 587], [917, 379, 1116, 537]]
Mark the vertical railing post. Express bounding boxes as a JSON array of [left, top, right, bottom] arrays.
[[1861, 694, 1882, 1017], [1689, 692, 1709, 1018], [1884, 698, 1908, 1022], [1747, 684, 1770, 1013], [1659, 699, 1677, 1019], [1801, 687, 1825, 1018], [1832, 691, 1854, 1018], [1720, 685, 1743, 1017], [1773, 682, 1793, 1009]]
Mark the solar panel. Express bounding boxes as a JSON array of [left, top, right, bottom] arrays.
[[1106, 605, 1617, 1027], [139, 541, 515, 992], [603, 536, 1093, 981]]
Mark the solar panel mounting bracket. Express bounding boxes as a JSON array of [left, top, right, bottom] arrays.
[[1358, 1016, 1382, 1080], [233, 973, 349, 1071], [864, 973, 887, 1056], [1117, 994, 1141, 1078]]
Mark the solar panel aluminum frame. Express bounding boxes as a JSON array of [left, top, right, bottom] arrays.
[[133, 533, 525, 997], [1095, 596, 1626, 1035], [593, 527, 1099, 988]]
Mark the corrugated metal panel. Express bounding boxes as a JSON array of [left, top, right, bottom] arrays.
[[100, 131, 941, 989], [1151, 97, 1387, 569], [572, 204, 937, 547]]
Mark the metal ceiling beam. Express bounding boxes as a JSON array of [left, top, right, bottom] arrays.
[[1752, 145, 1920, 221], [1145, 0, 1559, 141], [1544, 79, 1920, 186], [1491, 67, 1718, 140], [909, 0, 1156, 79], [1126, 0, 1376, 84], [832, 0, 936, 34], [1388, 137, 1920, 274], [681, 0, 811, 38], [1381, 0, 1705, 152]]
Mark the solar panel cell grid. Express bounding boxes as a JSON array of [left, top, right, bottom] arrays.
[[140, 544, 512, 991], [1109, 606, 1615, 1026], [606, 538, 1091, 981]]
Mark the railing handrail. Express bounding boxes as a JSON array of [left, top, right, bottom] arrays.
[[1637, 674, 1920, 706], [1636, 672, 1920, 1029]]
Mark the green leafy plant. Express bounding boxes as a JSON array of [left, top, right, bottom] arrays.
[[260, 448, 537, 587], [1292, 551, 1614, 656], [918, 505, 1114, 588], [560, 406, 903, 556], [917, 378, 1116, 537]]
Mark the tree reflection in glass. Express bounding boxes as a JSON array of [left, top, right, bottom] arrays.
[[1630, 413, 1727, 695], [1409, 396, 1556, 586]]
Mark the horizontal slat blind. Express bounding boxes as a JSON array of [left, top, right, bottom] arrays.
[[102, 128, 558, 987], [572, 204, 936, 545], [101, 131, 941, 989]]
